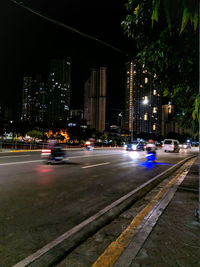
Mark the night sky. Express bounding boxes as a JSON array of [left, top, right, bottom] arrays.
[[1, 0, 136, 119]]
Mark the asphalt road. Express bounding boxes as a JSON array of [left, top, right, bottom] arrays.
[[0, 147, 197, 266]]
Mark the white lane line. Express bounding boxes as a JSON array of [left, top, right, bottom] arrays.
[[82, 162, 110, 169], [0, 152, 124, 166], [0, 160, 43, 166], [0, 155, 30, 159], [68, 152, 121, 159], [0, 153, 116, 166]]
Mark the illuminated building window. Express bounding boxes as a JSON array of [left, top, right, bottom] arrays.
[[153, 89, 157, 95], [145, 77, 148, 84], [140, 84, 143, 88], [134, 71, 136, 74], [154, 73, 157, 78], [144, 114, 148, 120], [168, 105, 172, 114], [64, 105, 69, 110], [153, 107, 157, 113], [153, 124, 156, 130]]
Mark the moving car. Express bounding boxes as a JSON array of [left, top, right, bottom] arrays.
[[181, 143, 192, 149], [163, 139, 180, 152], [126, 141, 145, 151]]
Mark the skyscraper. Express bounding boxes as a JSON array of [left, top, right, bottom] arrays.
[[21, 74, 47, 125], [46, 59, 71, 128], [84, 67, 107, 132], [125, 60, 162, 138]]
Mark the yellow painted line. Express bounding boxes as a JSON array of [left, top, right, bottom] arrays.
[[92, 159, 194, 267]]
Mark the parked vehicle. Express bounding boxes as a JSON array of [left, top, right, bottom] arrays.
[[162, 139, 180, 152]]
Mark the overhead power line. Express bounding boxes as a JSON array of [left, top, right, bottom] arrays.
[[10, 0, 128, 56]]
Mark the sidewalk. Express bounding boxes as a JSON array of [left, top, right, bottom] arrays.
[[119, 158, 200, 266]]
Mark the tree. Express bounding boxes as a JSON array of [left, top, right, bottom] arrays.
[[100, 133, 108, 143], [122, 0, 199, 133], [26, 130, 43, 141]]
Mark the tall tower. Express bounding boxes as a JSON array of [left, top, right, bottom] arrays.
[[21, 74, 46, 125], [46, 59, 71, 128], [84, 67, 107, 132], [125, 60, 161, 137]]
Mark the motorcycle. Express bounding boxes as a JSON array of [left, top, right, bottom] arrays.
[[146, 147, 156, 162], [85, 145, 93, 151], [41, 146, 66, 164]]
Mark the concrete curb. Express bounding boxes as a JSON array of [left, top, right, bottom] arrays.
[[14, 155, 196, 267]]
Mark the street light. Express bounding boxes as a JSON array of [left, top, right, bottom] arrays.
[[142, 99, 149, 105]]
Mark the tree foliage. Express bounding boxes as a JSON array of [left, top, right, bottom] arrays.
[[26, 130, 43, 140], [122, 0, 199, 132]]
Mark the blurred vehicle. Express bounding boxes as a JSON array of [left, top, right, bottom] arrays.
[[146, 139, 157, 162], [126, 141, 145, 151], [163, 139, 180, 152], [41, 145, 66, 164], [85, 141, 94, 151], [182, 143, 192, 149], [86, 145, 93, 151], [146, 151, 156, 162]]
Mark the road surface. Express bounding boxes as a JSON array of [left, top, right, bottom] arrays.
[[0, 147, 197, 266]]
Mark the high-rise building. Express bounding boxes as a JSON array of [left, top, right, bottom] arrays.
[[21, 75, 47, 125], [46, 59, 71, 128], [124, 60, 162, 137], [84, 67, 107, 132], [162, 103, 191, 137]]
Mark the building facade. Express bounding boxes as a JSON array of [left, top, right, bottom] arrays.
[[21, 74, 47, 125], [46, 59, 71, 128], [124, 60, 162, 137], [21, 59, 71, 129], [84, 67, 107, 132], [162, 103, 191, 137]]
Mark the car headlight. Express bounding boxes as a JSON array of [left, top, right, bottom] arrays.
[[132, 145, 137, 150]]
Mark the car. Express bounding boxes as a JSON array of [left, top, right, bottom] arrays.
[[182, 143, 192, 149], [126, 141, 145, 151], [162, 139, 180, 153]]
